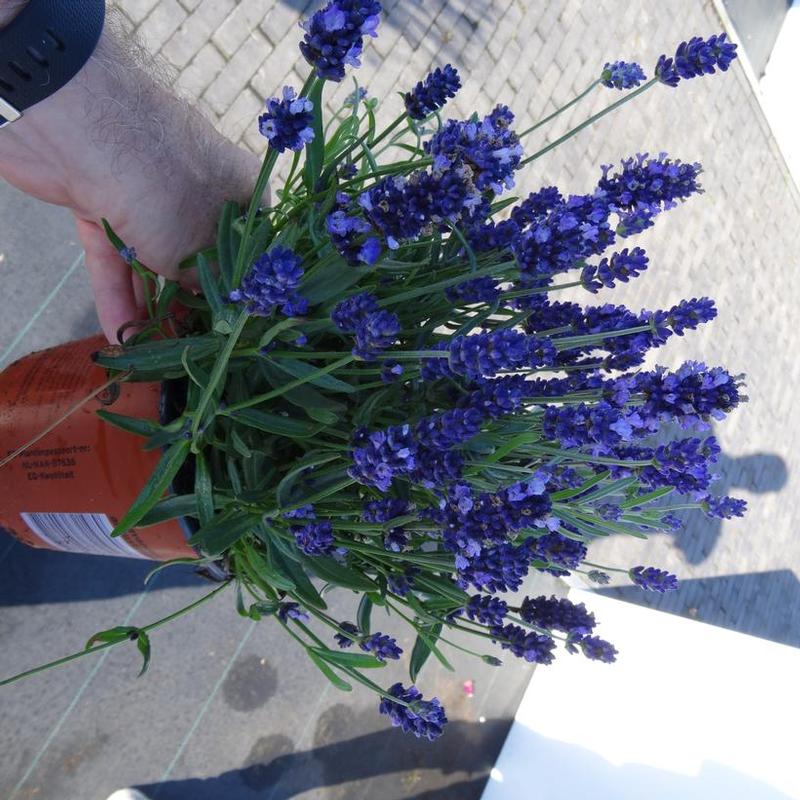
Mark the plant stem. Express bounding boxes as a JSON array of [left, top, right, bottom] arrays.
[[518, 79, 601, 138], [0, 581, 232, 687], [520, 78, 657, 166]]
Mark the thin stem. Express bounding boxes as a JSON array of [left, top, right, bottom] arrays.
[[521, 78, 657, 166], [0, 581, 232, 687], [519, 79, 601, 138]]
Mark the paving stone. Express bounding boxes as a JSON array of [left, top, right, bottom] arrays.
[[203, 30, 271, 117], [160, 0, 237, 70], [135, 0, 187, 54]]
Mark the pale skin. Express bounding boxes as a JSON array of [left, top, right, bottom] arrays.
[[0, 1, 262, 340]]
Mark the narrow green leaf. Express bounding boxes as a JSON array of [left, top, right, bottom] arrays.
[[308, 651, 353, 691], [190, 512, 259, 557], [300, 260, 364, 305], [112, 439, 192, 536], [136, 631, 151, 677], [268, 357, 357, 394], [551, 471, 610, 501], [96, 410, 162, 439], [579, 477, 639, 504], [357, 595, 373, 635], [276, 452, 340, 507], [310, 647, 385, 669], [413, 574, 469, 604], [86, 626, 136, 650], [410, 623, 442, 683], [194, 452, 214, 527], [273, 548, 327, 609], [138, 493, 198, 526], [301, 555, 378, 592], [92, 335, 221, 374], [197, 252, 223, 315], [303, 80, 325, 190], [217, 201, 239, 294], [228, 408, 322, 439], [247, 535, 296, 592], [620, 486, 674, 509], [413, 625, 454, 673]]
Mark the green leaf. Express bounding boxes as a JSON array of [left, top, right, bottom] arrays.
[[112, 439, 192, 536], [136, 631, 151, 677], [272, 548, 327, 609], [268, 357, 357, 394], [357, 594, 373, 635], [229, 408, 323, 439], [551, 471, 610, 501], [92, 335, 221, 375], [194, 452, 214, 527], [413, 574, 470, 604], [620, 486, 674, 509], [142, 418, 189, 452], [403, 592, 442, 625], [410, 622, 442, 683], [308, 651, 353, 691], [230, 428, 253, 459], [190, 512, 259, 557], [86, 626, 136, 650], [217, 201, 239, 294], [310, 647, 385, 669], [300, 260, 364, 305], [578, 477, 639, 504], [303, 80, 325, 191], [276, 452, 340, 507], [247, 535, 297, 592], [301, 555, 378, 592], [96, 410, 162, 439], [412, 623, 454, 673], [197, 252, 223, 315], [138, 493, 199, 526], [226, 456, 243, 496]]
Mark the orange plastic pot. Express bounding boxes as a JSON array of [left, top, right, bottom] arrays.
[[0, 335, 197, 561]]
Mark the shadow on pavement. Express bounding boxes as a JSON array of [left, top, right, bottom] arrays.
[[671, 451, 787, 566], [137, 716, 510, 800], [0, 532, 204, 606]]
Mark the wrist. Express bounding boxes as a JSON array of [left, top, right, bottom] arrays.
[[0, 1, 28, 29]]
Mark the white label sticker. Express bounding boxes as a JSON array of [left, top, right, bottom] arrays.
[[20, 512, 145, 559]]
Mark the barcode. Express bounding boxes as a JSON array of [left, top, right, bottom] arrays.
[[20, 512, 145, 559]]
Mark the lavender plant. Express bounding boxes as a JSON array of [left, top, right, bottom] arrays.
[[1, 6, 744, 741]]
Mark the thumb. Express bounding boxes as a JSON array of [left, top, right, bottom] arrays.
[[74, 216, 143, 342]]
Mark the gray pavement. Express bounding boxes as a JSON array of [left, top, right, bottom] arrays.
[[2, 0, 800, 798]]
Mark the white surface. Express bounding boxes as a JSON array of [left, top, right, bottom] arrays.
[[760, 1, 800, 187], [482, 590, 800, 800]]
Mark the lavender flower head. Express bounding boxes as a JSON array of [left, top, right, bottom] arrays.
[[277, 602, 310, 622], [259, 86, 315, 153], [334, 621, 360, 648], [230, 246, 308, 318], [405, 64, 462, 120], [656, 33, 738, 87], [293, 520, 337, 556], [360, 632, 403, 661], [601, 61, 646, 90], [299, 0, 382, 81], [629, 565, 679, 593], [379, 683, 448, 740]]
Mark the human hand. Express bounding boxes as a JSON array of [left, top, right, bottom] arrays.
[[0, 10, 260, 340]]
